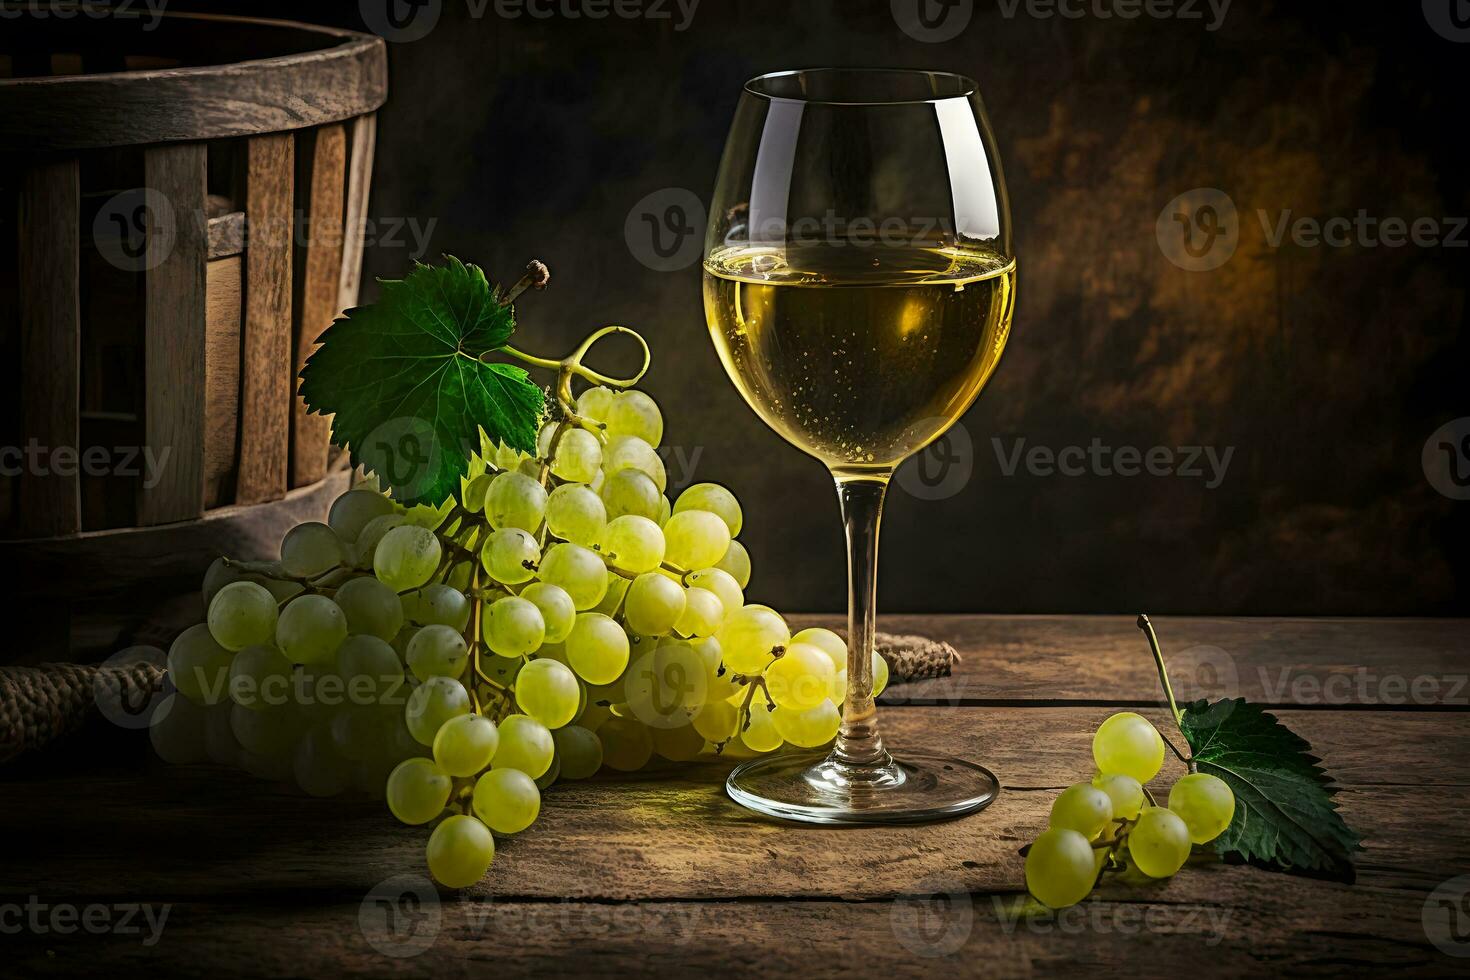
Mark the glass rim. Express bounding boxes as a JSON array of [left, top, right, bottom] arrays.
[[742, 67, 980, 106]]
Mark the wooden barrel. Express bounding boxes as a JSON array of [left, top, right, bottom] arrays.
[[0, 12, 388, 659]]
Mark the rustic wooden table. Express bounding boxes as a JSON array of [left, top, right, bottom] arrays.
[[3, 615, 1467, 976]]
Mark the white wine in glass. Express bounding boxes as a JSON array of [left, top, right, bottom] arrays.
[[704, 69, 1016, 823]]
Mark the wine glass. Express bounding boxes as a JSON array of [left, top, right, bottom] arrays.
[[702, 68, 1015, 823]]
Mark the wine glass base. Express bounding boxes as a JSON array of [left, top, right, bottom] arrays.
[[726, 750, 999, 825]]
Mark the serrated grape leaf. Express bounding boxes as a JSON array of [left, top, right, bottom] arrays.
[[1180, 698, 1363, 882], [299, 256, 545, 506]]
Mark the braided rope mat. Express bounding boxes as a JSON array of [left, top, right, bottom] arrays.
[[0, 633, 955, 765]]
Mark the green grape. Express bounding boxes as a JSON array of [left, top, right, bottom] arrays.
[[1129, 806, 1192, 877], [673, 483, 742, 536], [656, 494, 671, 526], [740, 703, 783, 752], [547, 483, 608, 546], [685, 568, 742, 618], [203, 700, 241, 767], [491, 714, 555, 778], [405, 675, 471, 746], [207, 581, 279, 652], [293, 724, 351, 797], [400, 583, 470, 631], [519, 582, 576, 644], [1025, 827, 1097, 909], [538, 542, 609, 609], [387, 757, 453, 824], [433, 713, 500, 777], [771, 699, 840, 748], [576, 385, 615, 422], [552, 725, 603, 779], [276, 594, 349, 665], [791, 627, 846, 669], [354, 513, 406, 569], [603, 434, 666, 492], [662, 510, 731, 570], [626, 641, 706, 728], [693, 637, 737, 702], [486, 470, 548, 531], [692, 699, 739, 743], [229, 643, 295, 711], [716, 605, 790, 674], [334, 576, 405, 641], [480, 527, 541, 585], [1092, 711, 1166, 784], [482, 596, 546, 657], [534, 757, 559, 795], [472, 767, 541, 833], [624, 572, 686, 637], [280, 521, 346, 578], [653, 723, 706, 762], [406, 624, 469, 682], [598, 468, 662, 521], [149, 693, 209, 764], [764, 642, 836, 710], [462, 473, 494, 513], [327, 488, 395, 541], [483, 652, 523, 687], [828, 668, 847, 703], [873, 652, 890, 697], [713, 540, 751, 589], [330, 705, 394, 760], [604, 389, 664, 445], [598, 715, 653, 771], [565, 612, 630, 684], [1092, 772, 1145, 822], [592, 572, 629, 616], [373, 524, 442, 591], [1050, 782, 1114, 839], [202, 556, 240, 607], [495, 438, 528, 471], [550, 427, 603, 483], [674, 587, 725, 638], [167, 623, 233, 705], [599, 515, 665, 573], [230, 700, 303, 758], [426, 814, 495, 888], [515, 658, 581, 729], [1167, 772, 1235, 844]]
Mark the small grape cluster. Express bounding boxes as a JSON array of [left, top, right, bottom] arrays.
[[151, 378, 882, 889], [1024, 711, 1237, 909]]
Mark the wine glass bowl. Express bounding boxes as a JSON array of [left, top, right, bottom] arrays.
[[703, 69, 1015, 823]]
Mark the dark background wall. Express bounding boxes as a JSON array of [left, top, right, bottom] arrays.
[[182, 0, 1466, 616]]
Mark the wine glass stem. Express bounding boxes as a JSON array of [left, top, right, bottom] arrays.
[[832, 476, 894, 772]]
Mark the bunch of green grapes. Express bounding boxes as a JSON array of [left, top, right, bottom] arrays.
[[149, 383, 883, 890], [1023, 711, 1237, 909]]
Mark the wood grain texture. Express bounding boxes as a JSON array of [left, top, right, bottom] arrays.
[[337, 113, 376, 314], [289, 124, 346, 489], [236, 133, 293, 505], [16, 158, 81, 538], [139, 142, 208, 525], [0, 14, 387, 151], [202, 256, 241, 509]]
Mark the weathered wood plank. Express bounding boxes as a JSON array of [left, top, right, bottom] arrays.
[[236, 133, 293, 505], [337, 113, 375, 314], [289, 124, 347, 489], [202, 256, 242, 510], [782, 615, 1470, 708], [139, 142, 208, 525]]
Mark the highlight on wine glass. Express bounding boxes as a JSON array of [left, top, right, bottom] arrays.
[[703, 68, 1017, 823]]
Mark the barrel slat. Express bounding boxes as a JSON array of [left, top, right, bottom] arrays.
[[139, 142, 208, 525], [338, 114, 377, 314], [17, 159, 82, 538], [204, 255, 242, 509], [290, 124, 347, 490], [237, 133, 294, 504]]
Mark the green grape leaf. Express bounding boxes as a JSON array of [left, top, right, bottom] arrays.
[[299, 256, 545, 506], [1180, 698, 1364, 882]]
